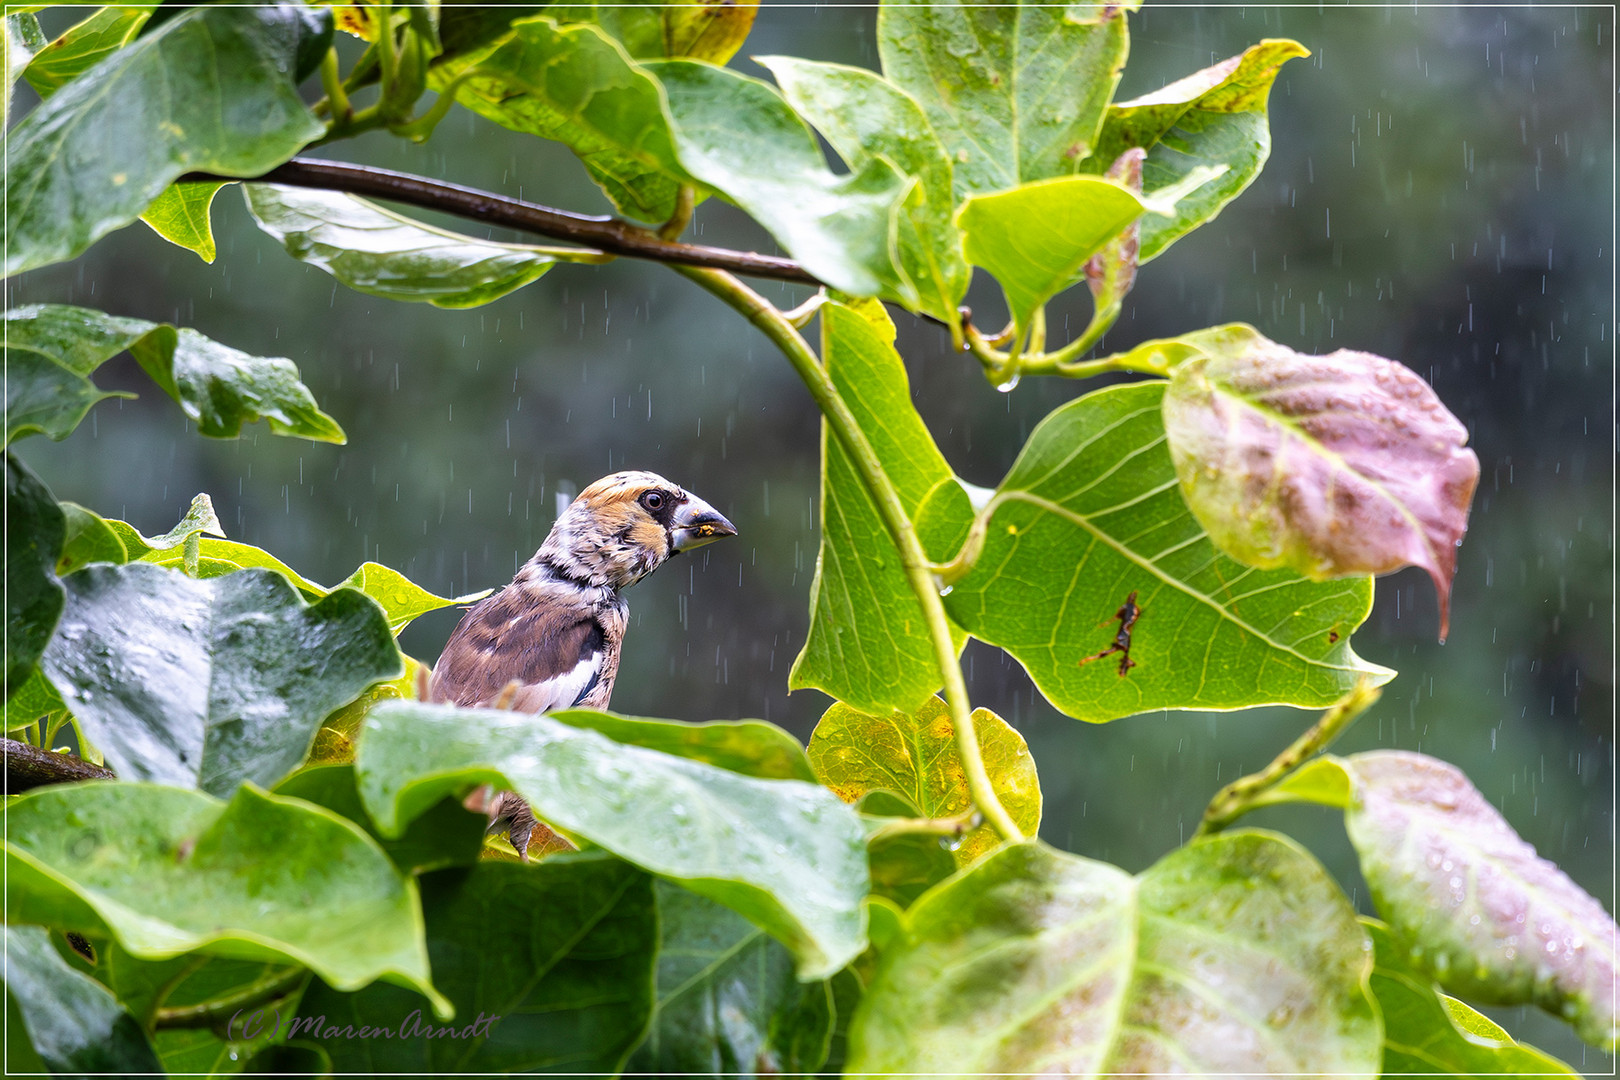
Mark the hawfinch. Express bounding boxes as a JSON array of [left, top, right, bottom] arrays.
[[428, 471, 736, 854]]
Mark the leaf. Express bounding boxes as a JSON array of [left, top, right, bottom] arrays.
[[550, 708, 817, 782], [628, 880, 833, 1073], [3, 925, 164, 1075], [1364, 919, 1578, 1075], [1161, 325, 1481, 639], [4, 4, 328, 276], [145, 538, 326, 595], [941, 380, 1391, 722], [5, 453, 64, 697], [242, 184, 587, 309], [552, 0, 759, 64], [2, 10, 45, 129], [761, 56, 969, 324], [847, 833, 1380, 1074], [877, 0, 1132, 198], [293, 856, 656, 1073], [20, 5, 148, 96], [275, 763, 485, 875], [810, 696, 1040, 868], [3, 303, 344, 446], [356, 700, 870, 979], [140, 181, 226, 262], [3, 667, 66, 731], [648, 58, 911, 298], [41, 563, 402, 796], [57, 500, 129, 574], [1342, 750, 1619, 1052], [4, 782, 446, 1013], [789, 301, 973, 714], [436, 17, 691, 223], [1089, 39, 1310, 262], [336, 560, 489, 634], [957, 175, 1146, 332]]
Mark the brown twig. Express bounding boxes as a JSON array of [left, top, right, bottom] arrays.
[[3, 737, 116, 792]]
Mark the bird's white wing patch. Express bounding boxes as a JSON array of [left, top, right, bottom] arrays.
[[498, 651, 603, 714]]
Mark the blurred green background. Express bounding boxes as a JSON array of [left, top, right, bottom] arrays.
[[11, 3, 1612, 1063]]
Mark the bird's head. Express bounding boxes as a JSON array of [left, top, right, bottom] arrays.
[[537, 470, 737, 590]]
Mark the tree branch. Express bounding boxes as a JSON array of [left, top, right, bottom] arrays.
[[3, 738, 116, 793], [185, 157, 821, 287]]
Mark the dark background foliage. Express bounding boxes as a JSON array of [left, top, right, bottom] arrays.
[[12, 4, 1612, 1061]]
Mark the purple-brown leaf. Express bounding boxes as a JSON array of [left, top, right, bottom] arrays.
[[1161, 326, 1479, 639], [1343, 750, 1618, 1052]]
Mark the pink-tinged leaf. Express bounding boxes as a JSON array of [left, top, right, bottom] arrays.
[[1161, 325, 1479, 639], [1083, 148, 1144, 312], [1343, 750, 1618, 1052]]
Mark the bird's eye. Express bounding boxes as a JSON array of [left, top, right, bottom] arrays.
[[641, 491, 665, 511]]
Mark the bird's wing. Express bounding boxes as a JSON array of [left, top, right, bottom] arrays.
[[428, 586, 610, 713]]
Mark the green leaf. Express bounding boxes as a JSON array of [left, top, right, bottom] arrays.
[[3, 667, 66, 731], [242, 184, 591, 309], [4, 782, 446, 1014], [20, 5, 149, 96], [293, 856, 655, 1073], [1343, 750, 1619, 1052], [628, 880, 833, 1073], [1252, 754, 1354, 811], [761, 56, 969, 324], [790, 301, 973, 714], [3, 925, 164, 1074], [550, 708, 817, 782], [1088, 39, 1310, 262], [877, 0, 1133, 198], [957, 174, 1146, 332], [140, 181, 226, 262], [552, 0, 759, 64], [275, 763, 485, 875], [4, 4, 327, 276], [648, 58, 911, 298], [145, 538, 326, 594], [336, 560, 490, 634], [810, 696, 1039, 868], [848, 833, 1381, 1074], [1365, 919, 1578, 1075], [3, 304, 344, 446], [436, 17, 691, 223], [1161, 324, 1480, 640], [940, 380, 1393, 722], [356, 700, 870, 979], [41, 563, 402, 796], [2, 10, 45, 129], [5, 453, 64, 698], [56, 500, 129, 574]]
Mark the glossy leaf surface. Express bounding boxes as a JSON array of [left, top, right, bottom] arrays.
[[140, 181, 226, 262], [5, 454, 64, 696], [335, 560, 489, 634], [849, 833, 1380, 1074], [1161, 325, 1480, 638], [3, 925, 163, 1075], [551, 708, 816, 781], [4, 783, 444, 1011], [941, 381, 1391, 722], [1344, 750, 1618, 1051], [357, 700, 870, 979], [2, 11, 45, 128], [20, 5, 148, 95], [41, 564, 401, 795]]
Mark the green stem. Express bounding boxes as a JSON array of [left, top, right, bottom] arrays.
[[152, 966, 307, 1030], [677, 266, 1023, 844], [867, 811, 976, 845], [318, 47, 352, 125], [1194, 677, 1381, 838], [657, 185, 696, 241]]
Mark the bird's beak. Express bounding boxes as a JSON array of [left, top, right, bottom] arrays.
[[670, 495, 737, 553]]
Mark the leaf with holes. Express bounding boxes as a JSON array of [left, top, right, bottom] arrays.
[[848, 833, 1380, 1074], [937, 380, 1391, 722], [1161, 324, 1480, 639], [1343, 750, 1618, 1052]]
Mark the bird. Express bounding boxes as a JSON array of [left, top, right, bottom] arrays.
[[427, 470, 737, 856]]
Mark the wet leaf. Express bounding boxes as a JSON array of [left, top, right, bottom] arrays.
[[940, 380, 1391, 722], [41, 563, 402, 796], [957, 174, 1145, 332], [140, 181, 226, 263], [553, 0, 758, 64], [1089, 39, 1310, 261], [810, 696, 1039, 867], [356, 700, 870, 979], [294, 855, 655, 1073], [4, 4, 327, 275], [1365, 919, 1578, 1075], [1343, 750, 1618, 1052], [4, 303, 344, 446], [648, 58, 910, 298], [3, 11, 45, 129], [5, 453, 64, 698], [790, 301, 973, 714], [551, 708, 816, 781], [275, 763, 485, 875], [20, 5, 148, 96], [144, 537, 326, 595], [336, 561, 489, 634], [56, 500, 129, 574], [3, 667, 66, 731], [628, 880, 833, 1073], [848, 833, 1380, 1074], [761, 56, 969, 324], [4, 782, 445, 1013], [877, 0, 1132, 198], [3, 925, 163, 1074], [1161, 325, 1480, 639]]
